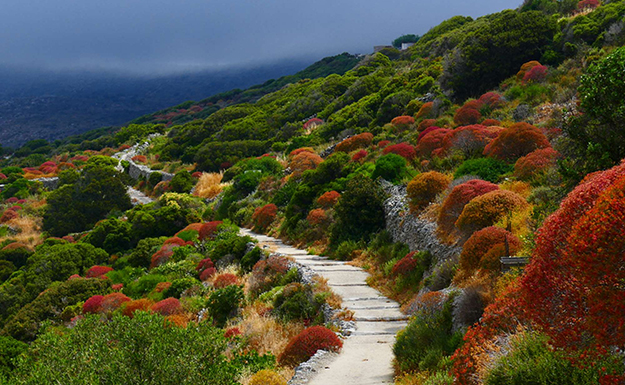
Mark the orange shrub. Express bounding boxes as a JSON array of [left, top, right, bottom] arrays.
[[377, 140, 391, 149], [416, 102, 434, 119], [478, 92, 504, 109], [455, 190, 528, 239], [406, 171, 451, 211], [481, 119, 500, 127], [391, 115, 415, 131], [289, 147, 315, 157], [289, 152, 323, 178], [417, 129, 451, 158], [454, 106, 481, 126], [417, 119, 437, 132], [122, 298, 154, 318], [391, 251, 419, 276], [317, 191, 340, 208], [437, 180, 499, 238], [458, 226, 521, 278], [252, 204, 278, 231], [514, 147, 560, 180], [213, 273, 240, 288], [335, 133, 374, 153], [100, 293, 131, 313], [417, 126, 441, 142], [306, 208, 328, 225], [0, 209, 18, 223], [154, 281, 172, 293], [278, 326, 343, 366], [164, 314, 189, 328], [151, 297, 182, 316], [483, 122, 551, 161], [516, 60, 541, 80], [131, 155, 147, 164]]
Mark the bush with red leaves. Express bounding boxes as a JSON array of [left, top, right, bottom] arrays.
[[578, 0, 600, 10], [391, 251, 419, 276], [317, 191, 341, 208], [122, 298, 154, 318], [278, 326, 343, 366], [383, 142, 416, 160], [99, 293, 131, 314], [163, 237, 188, 247], [289, 151, 323, 179], [85, 265, 114, 279], [417, 129, 451, 158], [306, 208, 328, 225], [303, 118, 323, 132], [289, 147, 315, 157], [252, 203, 278, 231], [377, 140, 391, 149], [151, 297, 182, 316], [0, 173, 6, 180], [150, 245, 175, 268], [417, 126, 441, 142], [351, 149, 368, 163], [199, 221, 222, 241], [514, 147, 561, 180], [212, 273, 240, 289], [131, 155, 147, 164], [335, 133, 374, 153], [200, 267, 217, 281], [417, 119, 437, 132], [391, 115, 415, 131], [196, 257, 214, 272], [483, 122, 551, 161], [481, 119, 500, 127], [454, 106, 482, 126], [68, 274, 82, 280], [441, 125, 500, 156], [458, 226, 521, 278], [516, 60, 542, 80], [416, 102, 434, 119], [407, 171, 451, 211], [523, 64, 548, 83], [0, 209, 18, 223], [478, 92, 504, 109], [191, 171, 202, 178], [456, 190, 528, 239], [82, 295, 104, 314], [437, 180, 499, 238]]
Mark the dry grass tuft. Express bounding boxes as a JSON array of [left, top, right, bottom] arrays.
[[193, 172, 229, 199], [1, 215, 43, 249]]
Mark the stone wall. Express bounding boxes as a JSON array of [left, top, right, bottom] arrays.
[[113, 134, 174, 182]]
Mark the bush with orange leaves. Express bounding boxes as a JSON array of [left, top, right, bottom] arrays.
[[289, 147, 315, 157], [516, 60, 542, 80], [483, 122, 551, 161], [0, 209, 19, 223], [457, 226, 521, 281], [383, 142, 416, 161], [252, 203, 278, 231], [454, 106, 482, 126], [441, 124, 502, 156], [417, 129, 451, 158], [199, 221, 222, 241], [523, 64, 548, 83], [391, 115, 415, 131], [455, 190, 528, 240], [212, 273, 240, 288], [306, 208, 328, 226], [85, 265, 114, 278], [478, 92, 504, 109], [131, 155, 147, 164], [289, 151, 323, 179], [100, 293, 131, 314], [151, 297, 182, 316], [249, 369, 287, 385], [407, 171, 451, 211], [417, 126, 441, 142], [437, 180, 499, 239], [417, 118, 437, 132], [278, 326, 342, 366], [122, 298, 154, 318], [481, 119, 500, 127], [514, 147, 560, 180], [317, 191, 340, 208], [416, 102, 434, 119], [334, 133, 373, 153]]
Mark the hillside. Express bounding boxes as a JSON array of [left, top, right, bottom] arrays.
[[1, 1, 625, 384]]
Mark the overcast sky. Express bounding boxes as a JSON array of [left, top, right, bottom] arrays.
[[1, 0, 521, 75]]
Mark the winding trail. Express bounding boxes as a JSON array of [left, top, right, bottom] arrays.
[[240, 229, 408, 385]]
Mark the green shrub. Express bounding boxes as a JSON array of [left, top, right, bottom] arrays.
[[169, 170, 194, 193], [241, 247, 263, 273], [207, 285, 244, 327], [164, 278, 198, 299], [372, 153, 407, 183], [272, 283, 318, 322], [0, 336, 27, 378], [454, 158, 513, 183], [125, 274, 168, 298]]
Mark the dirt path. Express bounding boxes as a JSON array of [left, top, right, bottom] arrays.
[[240, 229, 407, 385]]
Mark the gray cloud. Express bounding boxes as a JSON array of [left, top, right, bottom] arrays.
[[1, 0, 521, 75]]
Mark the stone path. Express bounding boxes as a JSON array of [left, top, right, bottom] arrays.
[[240, 229, 408, 385], [127, 187, 154, 205]]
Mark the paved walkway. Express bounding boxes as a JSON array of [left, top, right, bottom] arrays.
[[240, 229, 407, 385]]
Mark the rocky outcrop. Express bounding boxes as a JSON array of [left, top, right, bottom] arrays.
[[113, 134, 174, 182], [34, 177, 59, 190]]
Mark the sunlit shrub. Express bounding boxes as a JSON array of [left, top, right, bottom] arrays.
[[454, 106, 481, 126], [307, 208, 328, 225], [83, 295, 104, 314], [100, 293, 131, 314], [131, 155, 147, 164], [456, 190, 528, 239], [289, 152, 323, 179], [249, 369, 287, 385], [335, 133, 374, 153], [523, 64, 548, 83], [418, 118, 437, 132], [289, 147, 315, 157], [200, 267, 217, 281], [317, 191, 340, 208], [516, 60, 542, 80], [193, 172, 225, 199], [416, 102, 434, 119], [514, 147, 560, 180], [417, 126, 442, 142], [577, 0, 600, 10], [199, 221, 222, 241], [122, 298, 154, 318], [483, 122, 551, 161], [407, 171, 451, 211], [278, 326, 342, 366], [391, 115, 415, 131], [351, 149, 368, 163], [458, 226, 521, 279]]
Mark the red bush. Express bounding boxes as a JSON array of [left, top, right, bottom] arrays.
[[454, 106, 481, 126], [200, 267, 217, 281], [455, 190, 528, 238], [417, 119, 437, 132], [481, 119, 500, 127], [224, 327, 242, 338], [478, 92, 504, 109], [523, 65, 548, 83], [278, 326, 343, 366], [335, 133, 374, 153], [111, 283, 123, 291], [383, 142, 416, 160], [437, 180, 499, 238], [212, 273, 240, 288], [391, 115, 415, 130], [83, 295, 104, 314], [196, 257, 214, 272], [406, 171, 451, 211], [199, 221, 222, 241], [151, 297, 182, 316], [303, 118, 323, 132], [289, 147, 315, 157], [417, 129, 451, 158], [252, 204, 278, 231], [163, 237, 188, 247], [458, 226, 521, 277], [516, 60, 542, 80], [154, 282, 172, 293], [289, 152, 323, 178], [68, 274, 82, 280], [85, 265, 114, 279], [578, 0, 600, 10], [0, 209, 18, 223], [317, 191, 340, 208], [483, 122, 551, 161], [150, 245, 175, 268], [100, 293, 131, 313], [306, 208, 328, 225], [2, 242, 28, 251], [391, 251, 419, 276], [122, 298, 154, 318], [441, 125, 499, 156], [5, 197, 18, 204], [514, 147, 561, 180], [416, 102, 434, 119], [417, 126, 441, 142], [377, 140, 391, 149], [0, 173, 6, 180], [351, 149, 368, 163]]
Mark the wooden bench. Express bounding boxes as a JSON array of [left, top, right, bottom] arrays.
[[500, 256, 530, 272]]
